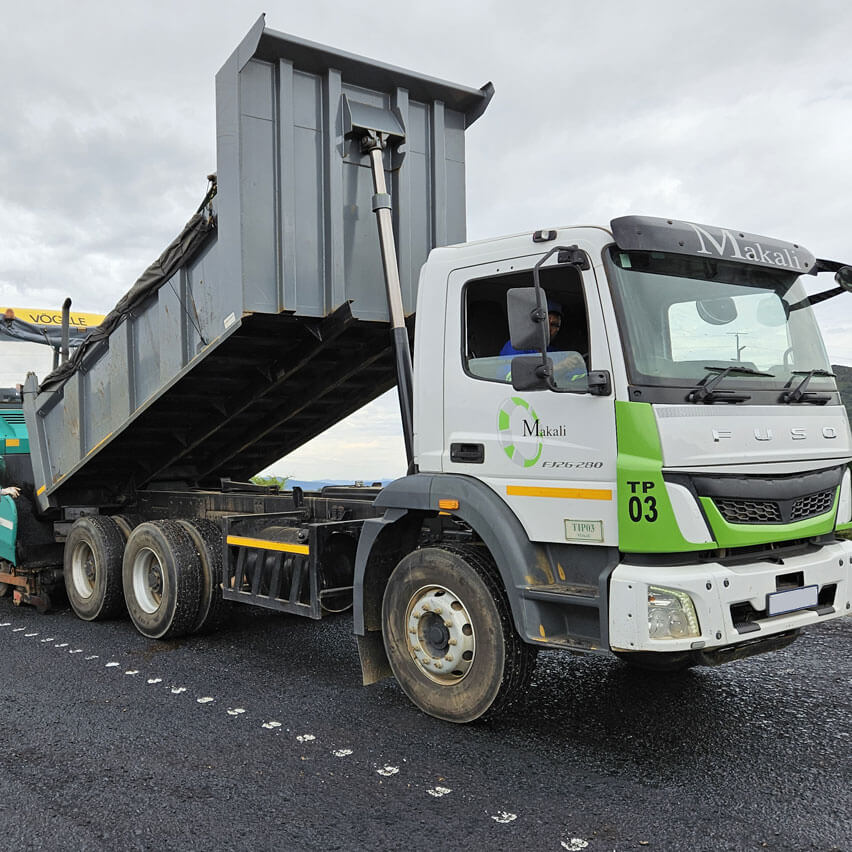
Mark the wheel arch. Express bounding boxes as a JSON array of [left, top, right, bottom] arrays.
[[353, 474, 546, 657]]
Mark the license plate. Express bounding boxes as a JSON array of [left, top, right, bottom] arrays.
[[766, 585, 818, 617]]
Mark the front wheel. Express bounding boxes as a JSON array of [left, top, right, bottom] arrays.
[[381, 544, 536, 723]]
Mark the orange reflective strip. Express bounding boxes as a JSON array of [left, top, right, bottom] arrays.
[[506, 485, 612, 501]]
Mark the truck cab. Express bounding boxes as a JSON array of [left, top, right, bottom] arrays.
[[363, 216, 851, 715]]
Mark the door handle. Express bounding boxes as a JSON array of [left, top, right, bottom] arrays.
[[450, 443, 485, 464]]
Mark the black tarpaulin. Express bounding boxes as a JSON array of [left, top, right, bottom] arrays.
[[39, 189, 216, 393]]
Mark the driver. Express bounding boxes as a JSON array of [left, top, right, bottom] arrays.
[[499, 300, 586, 383], [500, 300, 565, 357]]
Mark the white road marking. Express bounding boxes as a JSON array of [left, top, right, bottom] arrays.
[[170, 687, 187, 694], [262, 721, 282, 730], [85, 655, 99, 660], [491, 812, 517, 824], [376, 766, 399, 777], [427, 786, 451, 798], [40, 638, 55, 643], [332, 749, 353, 758], [125, 670, 139, 676], [147, 678, 162, 684], [54, 643, 69, 647], [105, 662, 120, 667], [561, 840, 589, 851], [197, 697, 214, 704], [227, 708, 246, 716], [296, 734, 315, 743], [12, 627, 26, 632], [0, 622, 10, 627], [24, 632, 38, 637], [69, 649, 83, 654]]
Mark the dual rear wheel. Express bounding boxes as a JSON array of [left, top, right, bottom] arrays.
[[63, 516, 226, 639]]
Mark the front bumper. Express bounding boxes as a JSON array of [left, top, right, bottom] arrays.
[[609, 538, 851, 654]]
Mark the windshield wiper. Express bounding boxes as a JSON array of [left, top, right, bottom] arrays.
[[780, 369, 835, 404], [687, 365, 774, 403]]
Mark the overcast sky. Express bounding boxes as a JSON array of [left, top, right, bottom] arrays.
[[1, 0, 850, 480]]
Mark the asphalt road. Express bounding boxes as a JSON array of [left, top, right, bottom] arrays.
[[0, 596, 848, 852]]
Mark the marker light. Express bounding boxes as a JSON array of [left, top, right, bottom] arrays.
[[838, 469, 851, 526], [532, 229, 557, 243], [648, 586, 701, 640]]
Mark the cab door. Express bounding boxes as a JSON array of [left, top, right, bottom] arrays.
[[442, 247, 619, 547]]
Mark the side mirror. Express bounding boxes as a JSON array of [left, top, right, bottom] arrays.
[[835, 266, 852, 292], [507, 287, 548, 351], [511, 355, 552, 391]]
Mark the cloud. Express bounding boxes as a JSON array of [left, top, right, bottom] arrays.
[[261, 392, 405, 481], [2, 0, 850, 482]]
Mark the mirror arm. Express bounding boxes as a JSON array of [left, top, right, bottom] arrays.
[[787, 285, 845, 313], [531, 244, 579, 366], [531, 248, 560, 355]]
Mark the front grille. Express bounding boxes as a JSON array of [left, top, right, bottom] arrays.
[[714, 488, 835, 525], [791, 490, 834, 521], [715, 498, 782, 524], [676, 466, 843, 528]]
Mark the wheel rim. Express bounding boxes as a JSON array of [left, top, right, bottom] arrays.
[[405, 584, 475, 684], [132, 547, 164, 614], [70, 541, 97, 599]]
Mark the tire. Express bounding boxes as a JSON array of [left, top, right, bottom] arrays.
[[64, 516, 126, 621], [0, 582, 9, 597], [176, 519, 229, 633], [381, 544, 537, 723], [112, 514, 144, 542], [122, 521, 202, 640]]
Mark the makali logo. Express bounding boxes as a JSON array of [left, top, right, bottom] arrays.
[[498, 396, 543, 468]]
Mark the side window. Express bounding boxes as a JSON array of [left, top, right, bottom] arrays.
[[463, 265, 590, 386]]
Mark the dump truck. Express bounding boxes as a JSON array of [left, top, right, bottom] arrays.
[[2, 16, 851, 722]]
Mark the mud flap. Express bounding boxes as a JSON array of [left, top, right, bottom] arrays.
[[357, 632, 393, 685]]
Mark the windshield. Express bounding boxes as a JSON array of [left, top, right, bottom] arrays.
[[604, 247, 836, 395]]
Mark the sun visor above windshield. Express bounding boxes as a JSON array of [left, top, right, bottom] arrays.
[[611, 216, 816, 275]]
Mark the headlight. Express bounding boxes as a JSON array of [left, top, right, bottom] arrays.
[[648, 586, 701, 640]]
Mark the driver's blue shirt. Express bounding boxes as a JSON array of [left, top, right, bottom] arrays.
[[499, 340, 588, 384]]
